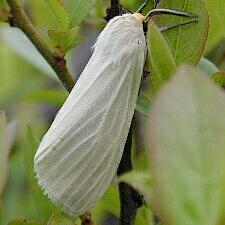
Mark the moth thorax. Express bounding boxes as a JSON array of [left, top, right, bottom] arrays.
[[133, 13, 145, 22]]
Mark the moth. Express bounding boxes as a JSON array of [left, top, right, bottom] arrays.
[[34, 2, 197, 217]]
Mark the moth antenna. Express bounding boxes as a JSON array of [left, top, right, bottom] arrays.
[[159, 18, 198, 32], [136, 0, 161, 13], [136, 0, 148, 13], [144, 8, 198, 22]]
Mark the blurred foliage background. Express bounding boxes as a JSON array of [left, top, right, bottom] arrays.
[[0, 0, 224, 225]]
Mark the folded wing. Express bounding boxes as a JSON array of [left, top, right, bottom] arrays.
[[34, 14, 146, 217]]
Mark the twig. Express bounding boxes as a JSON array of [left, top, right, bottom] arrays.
[[117, 126, 144, 225], [6, 0, 75, 92]]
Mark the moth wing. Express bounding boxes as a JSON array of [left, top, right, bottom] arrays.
[[34, 14, 146, 217]]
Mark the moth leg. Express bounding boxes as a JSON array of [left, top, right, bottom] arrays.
[[159, 18, 198, 32], [137, 0, 160, 13]]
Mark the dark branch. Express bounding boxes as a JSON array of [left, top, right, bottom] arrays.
[[111, 0, 119, 7], [104, 0, 127, 21], [117, 126, 144, 225]]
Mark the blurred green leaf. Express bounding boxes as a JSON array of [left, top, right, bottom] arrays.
[[135, 207, 153, 225], [47, 214, 73, 225], [24, 127, 59, 219], [155, 0, 209, 65], [197, 57, 219, 76], [0, 119, 18, 197], [117, 171, 151, 204], [44, 0, 70, 30], [133, 151, 150, 172], [149, 65, 225, 225], [64, 0, 97, 26], [147, 21, 176, 90], [6, 120, 18, 153], [136, 91, 151, 117], [99, 186, 120, 217], [24, 89, 68, 106], [121, 0, 153, 13], [204, 0, 225, 51], [8, 220, 43, 225], [48, 27, 82, 55], [0, 201, 2, 225], [29, 0, 60, 30], [0, 0, 7, 7], [0, 200, 3, 225], [211, 72, 225, 87], [0, 111, 8, 197], [0, 8, 10, 22], [1, 28, 56, 79]]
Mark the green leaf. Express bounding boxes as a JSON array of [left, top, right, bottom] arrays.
[[211, 72, 225, 87], [155, 0, 209, 65], [8, 220, 43, 225], [147, 21, 176, 90], [135, 207, 153, 225], [99, 185, 120, 217], [48, 27, 82, 55], [0, 1, 7, 7], [47, 214, 73, 225], [0, 8, 10, 22], [148, 65, 225, 225], [117, 171, 151, 204], [64, 0, 97, 26], [6, 120, 18, 153], [1, 28, 56, 79], [204, 0, 225, 51], [0, 111, 7, 197], [121, 0, 153, 14], [0, 119, 18, 195], [24, 89, 68, 106], [136, 91, 152, 117], [197, 57, 219, 76], [0, 201, 2, 225], [44, 0, 70, 30], [24, 127, 59, 219]]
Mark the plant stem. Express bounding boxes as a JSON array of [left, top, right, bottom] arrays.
[[117, 126, 144, 225], [6, 0, 75, 92]]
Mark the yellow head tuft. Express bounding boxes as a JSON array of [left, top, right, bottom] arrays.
[[133, 13, 145, 22]]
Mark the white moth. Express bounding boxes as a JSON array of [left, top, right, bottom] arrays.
[[34, 13, 146, 217]]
